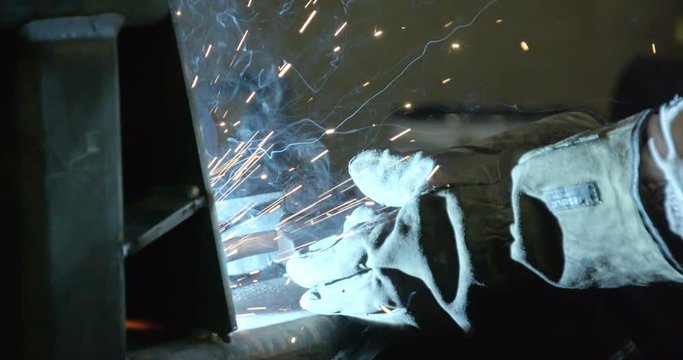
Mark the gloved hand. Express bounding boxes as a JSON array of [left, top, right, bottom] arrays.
[[286, 150, 468, 328], [648, 96, 683, 237]]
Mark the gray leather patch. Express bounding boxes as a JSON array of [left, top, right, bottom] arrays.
[[544, 182, 601, 211]]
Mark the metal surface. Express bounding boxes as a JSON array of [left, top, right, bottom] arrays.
[[11, 14, 125, 360], [0, 0, 169, 29]]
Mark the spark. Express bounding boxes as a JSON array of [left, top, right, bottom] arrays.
[[496, 19, 504, 24], [651, 42, 657, 54], [257, 131, 274, 147], [219, 122, 226, 127], [380, 305, 394, 313], [304, 0, 312, 8], [442, 77, 451, 84], [278, 194, 332, 225], [362, 81, 370, 87], [212, 73, 221, 85], [247, 0, 252, 7], [364, 201, 375, 206], [233, 121, 241, 126], [334, 22, 348, 37], [325, 128, 335, 134], [401, 26, 406, 30], [247, 307, 266, 311], [260, 174, 268, 180], [520, 41, 530, 52], [191, 75, 198, 89], [333, 46, 341, 52], [290, 337, 297, 344], [299, 10, 317, 34], [319, 177, 353, 197], [175, 10, 182, 16], [245, 91, 256, 103], [426, 165, 441, 180], [288, 167, 296, 172], [373, 28, 383, 38], [310, 149, 329, 162], [389, 128, 411, 141], [403, 102, 412, 109], [236, 313, 256, 318], [278, 62, 292, 78], [249, 270, 260, 275], [236, 30, 249, 51], [444, 21, 453, 28], [204, 44, 213, 57], [451, 42, 460, 49], [410, 139, 415, 142], [227, 249, 238, 257]]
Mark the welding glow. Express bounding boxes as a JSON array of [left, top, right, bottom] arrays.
[[299, 10, 317, 33], [520, 41, 530, 51], [310, 149, 329, 163], [389, 128, 411, 141], [245, 91, 256, 103], [334, 22, 348, 36], [278, 62, 292, 78]]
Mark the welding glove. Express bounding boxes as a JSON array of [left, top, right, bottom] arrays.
[[509, 97, 683, 289], [648, 96, 683, 238]]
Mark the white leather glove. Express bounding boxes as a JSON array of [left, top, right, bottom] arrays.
[[287, 150, 460, 327], [648, 96, 683, 238]]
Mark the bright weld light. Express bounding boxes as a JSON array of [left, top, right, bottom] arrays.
[[334, 22, 348, 36], [442, 78, 451, 84], [299, 10, 317, 33], [290, 337, 297, 344], [236, 30, 248, 51], [325, 128, 335, 134], [204, 44, 213, 57], [310, 149, 329, 163], [373, 29, 383, 37], [520, 41, 530, 52], [191, 75, 199, 88], [404, 102, 412, 109], [333, 46, 341, 52], [652, 43, 657, 54], [426, 165, 441, 180], [389, 128, 411, 141], [245, 91, 256, 103], [278, 62, 292, 78]]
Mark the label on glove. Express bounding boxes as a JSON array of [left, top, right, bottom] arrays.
[[544, 182, 601, 211]]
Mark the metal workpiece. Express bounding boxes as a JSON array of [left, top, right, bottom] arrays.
[[13, 14, 125, 360], [0, 0, 168, 29]]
